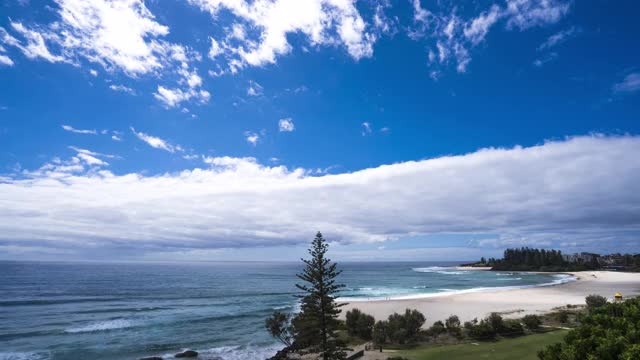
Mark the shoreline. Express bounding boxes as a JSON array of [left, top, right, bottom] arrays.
[[340, 271, 640, 326]]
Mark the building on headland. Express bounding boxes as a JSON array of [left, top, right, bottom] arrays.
[[562, 252, 600, 263]]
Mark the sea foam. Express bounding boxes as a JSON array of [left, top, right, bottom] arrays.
[[341, 273, 577, 302], [65, 319, 134, 333]]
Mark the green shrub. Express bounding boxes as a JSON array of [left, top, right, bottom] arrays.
[[538, 297, 640, 360], [585, 294, 607, 310], [345, 308, 375, 340], [556, 310, 569, 323], [500, 319, 524, 336], [467, 319, 496, 340], [522, 314, 542, 330], [345, 308, 362, 336], [488, 312, 505, 332], [373, 309, 426, 344], [445, 315, 461, 331], [428, 320, 446, 336], [463, 318, 477, 331], [372, 320, 387, 345]]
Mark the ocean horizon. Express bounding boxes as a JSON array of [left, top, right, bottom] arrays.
[[0, 260, 574, 360]]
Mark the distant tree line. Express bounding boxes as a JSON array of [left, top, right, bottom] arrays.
[[466, 247, 640, 272]]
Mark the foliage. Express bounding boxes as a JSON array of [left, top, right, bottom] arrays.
[[466, 319, 497, 340], [397, 330, 568, 360], [555, 311, 568, 324], [291, 232, 348, 360], [538, 297, 640, 360], [373, 309, 426, 344], [345, 308, 375, 340], [372, 320, 387, 345], [445, 315, 462, 336], [265, 311, 293, 347], [428, 320, 446, 336], [490, 247, 573, 272], [501, 319, 525, 337], [488, 313, 505, 333], [585, 294, 607, 310], [522, 315, 542, 330]]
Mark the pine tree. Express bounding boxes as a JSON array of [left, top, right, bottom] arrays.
[[293, 231, 347, 360]]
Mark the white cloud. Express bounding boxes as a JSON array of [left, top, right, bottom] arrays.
[[612, 72, 640, 94], [62, 124, 97, 135], [0, 54, 14, 66], [2, 136, 640, 257], [153, 86, 210, 108], [413, 0, 571, 74], [463, 5, 502, 46], [111, 135, 122, 141], [188, 0, 377, 72], [130, 127, 177, 153], [533, 51, 558, 67], [1, 0, 209, 108], [247, 80, 263, 96], [89, 69, 98, 76], [505, 0, 571, 30], [538, 26, 580, 50], [244, 131, 260, 146], [278, 118, 295, 132], [361, 122, 372, 136], [3, 22, 66, 63], [109, 84, 135, 94], [208, 37, 223, 59]]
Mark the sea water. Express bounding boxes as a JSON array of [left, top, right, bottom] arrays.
[[0, 261, 573, 360]]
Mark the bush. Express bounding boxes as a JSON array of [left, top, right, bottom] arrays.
[[467, 319, 496, 340], [487, 312, 505, 332], [463, 318, 477, 331], [538, 297, 640, 360], [501, 319, 524, 336], [345, 308, 375, 340], [556, 310, 569, 323], [373, 309, 426, 344], [345, 308, 362, 335], [445, 315, 461, 331], [585, 294, 607, 310], [522, 314, 542, 330], [372, 320, 388, 345], [428, 320, 446, 336]]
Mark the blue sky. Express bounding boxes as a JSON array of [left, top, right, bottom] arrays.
[[0, 0, 639, 261]]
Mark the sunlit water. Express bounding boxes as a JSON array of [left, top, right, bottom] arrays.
[[0, 261, 573, 360]]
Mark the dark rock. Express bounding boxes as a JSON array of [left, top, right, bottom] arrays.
[[267, 346, 293, 360], [174, 350, 198, 358], [140, 357, 163, 360]]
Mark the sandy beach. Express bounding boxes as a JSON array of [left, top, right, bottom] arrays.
[[341, 271, 640, 326]]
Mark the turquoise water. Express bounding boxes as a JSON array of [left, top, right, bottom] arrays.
[[0, 261, 573, 360]]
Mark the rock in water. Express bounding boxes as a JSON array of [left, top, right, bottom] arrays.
[[174, 350, 198, 358], [140, 357, 163, 360]]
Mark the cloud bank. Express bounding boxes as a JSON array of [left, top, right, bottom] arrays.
[[1, 136, 639, 258]]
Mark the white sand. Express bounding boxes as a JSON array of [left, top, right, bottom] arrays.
[[340, 271, 640, 326]]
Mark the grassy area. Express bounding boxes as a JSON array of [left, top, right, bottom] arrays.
[[396, 330, 568, 360]]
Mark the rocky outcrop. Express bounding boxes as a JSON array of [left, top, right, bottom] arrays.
[[140, 357, 163, 360], [174, 350, 198, 358]]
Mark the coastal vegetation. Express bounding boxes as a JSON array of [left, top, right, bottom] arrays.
[[265, 236, 638, 360], [538, 296, 640, 360], [266, 232, 348, 360], [464, 247, 640, 272], [396, 330, 569, 360]]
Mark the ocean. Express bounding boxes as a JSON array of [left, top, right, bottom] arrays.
[[0, 261, 574, 360]]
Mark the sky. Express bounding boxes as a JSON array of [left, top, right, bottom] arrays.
[[0, 0, 639, 262]]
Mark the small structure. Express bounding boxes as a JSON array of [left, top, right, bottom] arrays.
[[614, 292, 623, 301]]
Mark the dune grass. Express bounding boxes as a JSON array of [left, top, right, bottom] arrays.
[[395, 330, 568, 360]]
